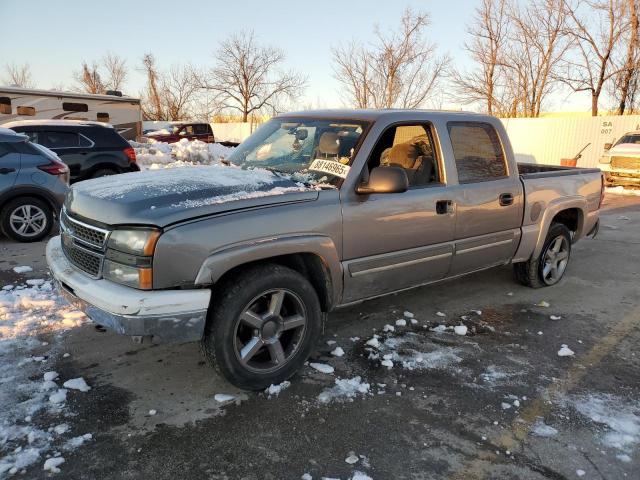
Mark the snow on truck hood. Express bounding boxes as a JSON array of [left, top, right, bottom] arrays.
[[65, 165, 318, 227]]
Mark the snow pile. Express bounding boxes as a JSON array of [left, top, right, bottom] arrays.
[[131, 139, 234, 170], [606, 186, 640, 197], [531, 419, 558, 437], [557, 344, 575, 357], [376, 333, 462, 371], [265, 381, 291, 398], [0, 281, 90, 475], [318, 377, 370, 404], [62, 377, 91, 392], [214, 394, 236, 403], [309, 362, 334, 374], [572, 394, 640, 456]]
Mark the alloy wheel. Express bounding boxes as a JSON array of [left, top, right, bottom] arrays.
[[542, 235, 570, 284], [233, 289, 307, 374], [9, 204, 48, 238]]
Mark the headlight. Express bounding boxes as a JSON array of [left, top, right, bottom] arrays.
[[104, 228, 160, 289], [107, 229, 160, 255], [103, 259, 153, 290]]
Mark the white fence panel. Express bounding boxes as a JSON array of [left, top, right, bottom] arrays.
[[210, 123, 255, 143], [500, 115, 640, 168]]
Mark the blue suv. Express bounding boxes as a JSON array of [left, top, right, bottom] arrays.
[[0, 127, 69, 242]]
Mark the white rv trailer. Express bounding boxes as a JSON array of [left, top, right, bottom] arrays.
[[0, 87, 142, 140]]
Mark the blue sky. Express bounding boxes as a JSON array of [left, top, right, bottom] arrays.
[[0, 0, 587, 111]]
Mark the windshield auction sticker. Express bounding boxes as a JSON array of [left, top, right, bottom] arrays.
[[309, 159, 351, 178]]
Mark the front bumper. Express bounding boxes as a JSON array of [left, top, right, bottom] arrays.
[[46, 236, 211, 343]]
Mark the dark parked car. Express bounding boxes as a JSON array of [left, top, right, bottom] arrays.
[[143, 122, 215, 144], [0, 127, 69, 242], [4, 120, 139, 182]]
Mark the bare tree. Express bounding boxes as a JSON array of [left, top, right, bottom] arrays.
[[195, 31, 306, 122], [332, 41, 373, 108], [333, 9, 448, 109], [140, 54, 199, 121], [141, 54, 164, 120], [508, 0, 569, 116], [3, 62, 35, 88], [613, 0, 639, 113], [161, 65, 199, 120], [74, 61, 105, 94], [102, 53, 127, 91], [451, 0, 511, 115], [559, 0, 628, 115]]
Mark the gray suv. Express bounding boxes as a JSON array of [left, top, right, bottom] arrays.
[[0, 127, 69, 242]]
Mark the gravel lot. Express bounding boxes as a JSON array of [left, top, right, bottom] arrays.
[[1, 194, 638, 480]]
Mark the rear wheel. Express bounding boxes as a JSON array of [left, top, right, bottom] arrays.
[[514, 222, 572, 288], [0, 197, 53, 242], [202, 264, 322, 390]]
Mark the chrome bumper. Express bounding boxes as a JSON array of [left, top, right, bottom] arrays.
[[46, 236, 211, 344]]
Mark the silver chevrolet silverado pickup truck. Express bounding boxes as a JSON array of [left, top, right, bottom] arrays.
[[46, 110, 603, 389]]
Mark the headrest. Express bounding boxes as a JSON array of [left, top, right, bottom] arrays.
[[388, 142, 420, 169], [319, 132, 340, 155]]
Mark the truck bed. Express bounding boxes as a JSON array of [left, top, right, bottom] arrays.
[[518, 162, 601, 178]]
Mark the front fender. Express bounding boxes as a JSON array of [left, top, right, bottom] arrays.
[[194, 234, 343, 307]]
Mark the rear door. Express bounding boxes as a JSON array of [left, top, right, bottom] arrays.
[[38, 130, 91, 179], [0, 142, 20, 195], [445, 121, 524, 276], [341, 122, 456, 303]]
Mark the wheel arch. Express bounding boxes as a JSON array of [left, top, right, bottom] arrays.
[[531, 198, 586, 260], [195, 235, 342, 312], [0, 187, 61, 218]]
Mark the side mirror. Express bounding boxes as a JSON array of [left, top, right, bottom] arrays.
[[604, 142, 612, 151], [356, 166, 408, 194]]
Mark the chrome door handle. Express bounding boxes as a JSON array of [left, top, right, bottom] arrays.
[[436, 200, 454, 215], [499, 193, 514, 206]]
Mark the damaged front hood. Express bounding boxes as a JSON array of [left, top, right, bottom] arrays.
[[65, 165, 318, 227]]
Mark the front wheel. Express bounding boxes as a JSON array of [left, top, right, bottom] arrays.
[[514, 222, 572, 288], [0, 197, 53, 242], [202, 264, 322, 390]]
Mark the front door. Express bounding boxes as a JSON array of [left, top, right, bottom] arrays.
[[341, 123, 456, 303]]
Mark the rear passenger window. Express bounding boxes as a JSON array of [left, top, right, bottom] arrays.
[[0, 97, 11, 114], [447, 122, 507, 183], [17, 106, 35, 116], [79, 134, 92, 147], [62, 102, 88, 112], [40, 131, 80, 149], [193, 124, 209, 135], [368, 124, 440, 187]]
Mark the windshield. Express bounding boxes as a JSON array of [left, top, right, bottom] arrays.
[[615, 134, 640, 146], [227, 118, 369, 186]]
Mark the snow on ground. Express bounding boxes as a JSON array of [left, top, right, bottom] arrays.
[[606, 186, 640, 197], [0, 280, 91, 476], [131, 139, 234, 170], [317, 377, 371, 404], [571, 394, 640, 456], [374, 333, 462, 371]]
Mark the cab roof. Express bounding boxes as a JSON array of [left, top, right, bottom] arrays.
[[276, 108, 484, 122]]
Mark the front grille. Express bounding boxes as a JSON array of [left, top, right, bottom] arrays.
[[611, 156, 640, 170], [61, 237, 103, 277], [60, 210, 108, 249], [60, 209, 109, 278]]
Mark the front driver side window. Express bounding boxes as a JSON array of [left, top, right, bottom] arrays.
[[368, 124, 440, 187]]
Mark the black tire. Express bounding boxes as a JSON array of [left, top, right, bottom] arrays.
[[202, 264, 322, 390], [514, 222, 572, 288], [0, 196, 53, 243], [91, 168, 118, 179]]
